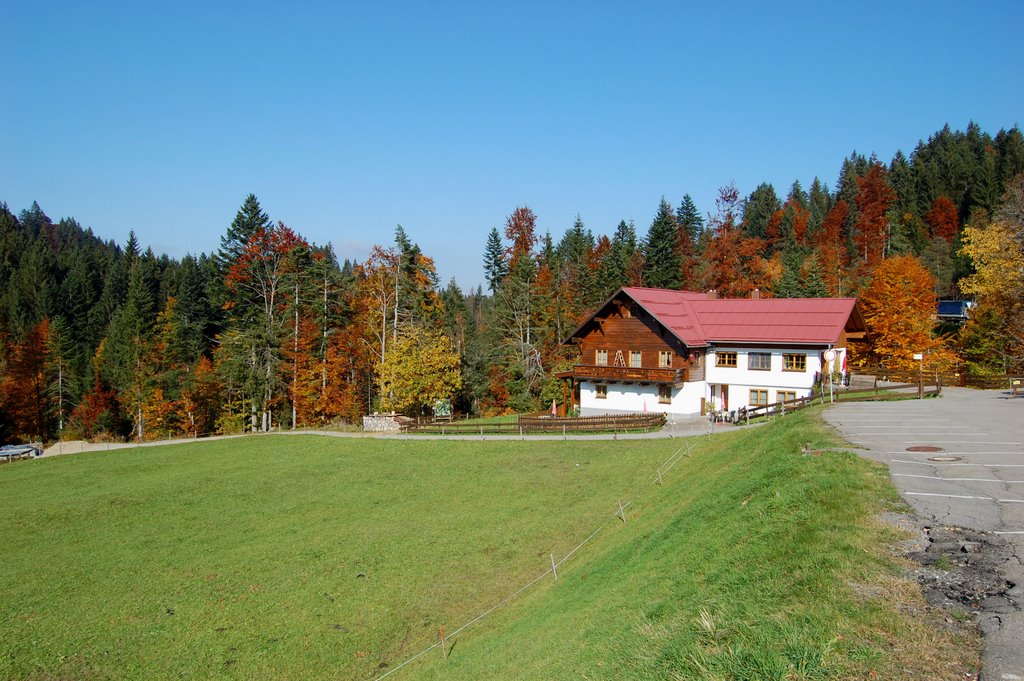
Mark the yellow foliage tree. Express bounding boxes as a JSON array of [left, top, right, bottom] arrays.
[[958, 218, 1024, 374], [375, 326, 462, 415], [857, 255, 956, 373], [959, 220, 1024, 303]]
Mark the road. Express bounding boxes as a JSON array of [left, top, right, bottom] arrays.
[[825, 387, 1024, 681]]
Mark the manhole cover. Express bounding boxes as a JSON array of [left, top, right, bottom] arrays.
[[928, 455, 963, 462], [906, 445, 943, 452]]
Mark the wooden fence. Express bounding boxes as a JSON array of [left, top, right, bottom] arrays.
[[733, 381, 942, 424], [851, 366, 1023, 390], [404, 412, 666, 435]]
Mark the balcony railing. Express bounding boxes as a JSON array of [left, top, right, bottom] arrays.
[[570, 364, 687, 385]]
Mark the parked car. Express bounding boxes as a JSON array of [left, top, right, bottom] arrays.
[[0, 444, 42, 462]]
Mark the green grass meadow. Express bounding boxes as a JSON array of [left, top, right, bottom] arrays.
[[0, 411, 977, 680]]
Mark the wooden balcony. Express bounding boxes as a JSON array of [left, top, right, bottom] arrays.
[[568, 364, 687, 385]]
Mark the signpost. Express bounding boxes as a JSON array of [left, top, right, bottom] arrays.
[[823, 349, 836, 403], [913, 353, 924, 398]]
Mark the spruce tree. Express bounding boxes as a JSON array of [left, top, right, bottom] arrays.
[[642, 198, 681, 289], [741, 184, 780, 239], [218, 194, 271, 273], [483, 226, 507, 293]]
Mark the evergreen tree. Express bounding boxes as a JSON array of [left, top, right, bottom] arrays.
[[676, 195, 704, 242], [482, 226, 507, 293], [218, 194, 272, 272], [741, 183, 780, 240], [641, 198, 681, 289]]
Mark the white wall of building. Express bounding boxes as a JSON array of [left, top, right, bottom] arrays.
[[703, 347, 828, 410], [577, 346, 844, 418]]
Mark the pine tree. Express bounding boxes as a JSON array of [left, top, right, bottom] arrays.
[[741, 183, 781, 240], [218, 194, 272, 272], [676, 195, 704, 242], [642, 198, 681, 289], [483, 226, 507, 293]]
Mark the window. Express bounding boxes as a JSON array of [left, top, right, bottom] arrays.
[[716, 351, 737, 368], [783, 354, 807, 372], [748, 352, 771, 370], [595, 384, 607, 399], [749, 389, 768, 406], [658, 351, 673, 368], [658, 385, 672, 404], [693, 353, 703, 368], [595, 349, 608, 366], [777, 390, 796, 404], [630, 351, 642, 368]]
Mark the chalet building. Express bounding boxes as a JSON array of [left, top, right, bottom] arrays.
[[559, 287, 866, 421]]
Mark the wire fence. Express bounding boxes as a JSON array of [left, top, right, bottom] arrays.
[[369, 431, 701, 680]]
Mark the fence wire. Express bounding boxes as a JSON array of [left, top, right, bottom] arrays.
[[369, 432, 700, 681]]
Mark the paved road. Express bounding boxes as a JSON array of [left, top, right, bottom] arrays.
[[825, 388, 1024, 681]]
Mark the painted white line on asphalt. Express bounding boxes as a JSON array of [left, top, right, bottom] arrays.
[[906, 492, 994, 500], [906, 491, 1024, 504], [893, 473, 1024, 483], [903, 441, 1020, 445], [993, 531, 1024, 535], [836, 419, 951, 422], [849, 433, 991, 437], [887, 451, 1024, 456], [891, 459, 1024, 467]]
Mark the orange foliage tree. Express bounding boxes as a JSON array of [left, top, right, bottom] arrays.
[[853, 163, 897, 270], [924, 196, 960, 242], [856, 255, 955, 372]]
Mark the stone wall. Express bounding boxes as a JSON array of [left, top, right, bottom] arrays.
[[361, 415, 403, 432]]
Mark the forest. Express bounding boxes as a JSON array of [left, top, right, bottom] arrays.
[[1, 122, 1023, 444]]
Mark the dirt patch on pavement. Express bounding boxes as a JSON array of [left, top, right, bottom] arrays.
[[905, 524, 1020, 637]]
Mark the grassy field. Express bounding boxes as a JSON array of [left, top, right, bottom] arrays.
[[0, 412, 978, 680]]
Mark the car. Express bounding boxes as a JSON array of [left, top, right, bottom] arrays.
[[0, 444, 42, 462]]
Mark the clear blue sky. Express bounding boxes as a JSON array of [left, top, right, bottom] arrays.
[[3, 1, 1022, 290]]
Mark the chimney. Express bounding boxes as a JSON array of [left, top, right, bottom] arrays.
[[751, 288, 760, 300], [706, 289, 717, 300]]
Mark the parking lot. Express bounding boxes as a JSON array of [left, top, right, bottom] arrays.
[[826, 387, 1024, 681]]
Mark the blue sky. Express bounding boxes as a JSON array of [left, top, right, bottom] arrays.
[[3, 1, 1022, 289]]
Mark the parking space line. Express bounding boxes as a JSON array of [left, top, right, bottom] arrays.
[[893, 473, 1024, 483], [906, 492, 994, 500], [890, 458, 1024, 468]]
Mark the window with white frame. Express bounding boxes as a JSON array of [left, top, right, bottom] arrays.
[[658, 351, 672, 368], [630, 351, 642, 368], [595, 349, 608, 366]]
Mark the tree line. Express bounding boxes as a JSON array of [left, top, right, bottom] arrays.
[[1, 122, 1022, 443]]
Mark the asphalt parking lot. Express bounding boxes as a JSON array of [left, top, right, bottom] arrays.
[[826, 387, 1024, 681]]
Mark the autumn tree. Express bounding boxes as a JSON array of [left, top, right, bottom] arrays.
[[224, 222, 307, 432], [958, 182, 1024, 375], [852, 161, 897, 270], [375, 326, 461, 415], [857, 255, 953, 372]]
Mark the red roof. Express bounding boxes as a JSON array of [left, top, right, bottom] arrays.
[[569, 287, 861, 347]]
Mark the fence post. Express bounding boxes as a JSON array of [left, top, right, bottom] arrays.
[[550, 554, 558, 581]]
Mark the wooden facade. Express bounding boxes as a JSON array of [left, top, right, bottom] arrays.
[[567, 294, 697, 385]]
